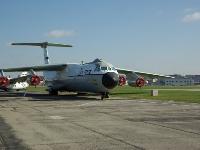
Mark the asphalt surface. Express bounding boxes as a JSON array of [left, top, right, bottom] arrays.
[[0, 92, 200, 150]]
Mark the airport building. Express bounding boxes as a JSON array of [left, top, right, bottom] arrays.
[[159, 75, 194, 86], [185, 75, 200, 85]]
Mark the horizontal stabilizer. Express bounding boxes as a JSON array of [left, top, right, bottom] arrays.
[[12, 42, 72, 48], [2, 64, 67, 72]]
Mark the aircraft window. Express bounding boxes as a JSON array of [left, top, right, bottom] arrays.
[[101, 67, 107, 70], [108, 67, 111, 70]]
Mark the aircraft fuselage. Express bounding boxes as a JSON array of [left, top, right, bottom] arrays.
[[44, 59, 119, 94], [0, 82, 29, 91]]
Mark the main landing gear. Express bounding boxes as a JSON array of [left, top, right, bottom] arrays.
[[101, 92, 109, 100], [49, 89, 58, 96]]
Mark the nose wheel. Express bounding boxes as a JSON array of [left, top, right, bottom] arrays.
[[101, 92, 109, 100]]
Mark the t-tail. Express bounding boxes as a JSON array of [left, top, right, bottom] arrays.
[[11, 42, 72, 64]]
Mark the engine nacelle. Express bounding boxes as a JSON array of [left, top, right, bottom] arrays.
[[30, 75, 41, 86], [0, 76, 10, 87], [136, 77, 145, 87], [128, 77, 146, 87], [118, 74, 127, 86]]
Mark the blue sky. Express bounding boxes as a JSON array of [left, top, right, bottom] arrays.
[[0, 0, 200, 75]]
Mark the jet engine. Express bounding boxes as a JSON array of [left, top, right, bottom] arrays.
[[30, 75, 41, 86], [128, 77, 146, 87], [136, 77, 145, 87], [118, 74, 127, 86], [0, 76, 10, 87]]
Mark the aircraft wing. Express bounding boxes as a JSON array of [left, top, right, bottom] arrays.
[[116, 68, 173, 79], [2, 64, 67, 72]]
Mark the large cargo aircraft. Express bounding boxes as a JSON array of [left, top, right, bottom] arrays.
[[0, 42, 172, 99]]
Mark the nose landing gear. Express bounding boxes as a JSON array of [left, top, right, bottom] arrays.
[[101, 92, 109, 100]]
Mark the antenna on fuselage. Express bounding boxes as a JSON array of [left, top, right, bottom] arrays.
[[11, 42, 72, 64]]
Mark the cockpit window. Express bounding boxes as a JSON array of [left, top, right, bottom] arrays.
[[112, 67, 116, 71], [94, 65, 100, 72], [101, 66, 107, 70]]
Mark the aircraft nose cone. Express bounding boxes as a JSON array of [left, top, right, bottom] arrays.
[[102, 72, 119, 89]]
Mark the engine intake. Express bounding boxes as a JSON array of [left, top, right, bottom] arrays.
[[0, 76, 10, 87], [128, 77, 146, 87], [30, 75, 41, 86], [118, 74, 126, 86], [136, 77, 145, 87]]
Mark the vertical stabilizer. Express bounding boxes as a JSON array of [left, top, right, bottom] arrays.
[[41, 44, 50, 64], [0, 70, 5, 76], [43, 47, 50, 64]]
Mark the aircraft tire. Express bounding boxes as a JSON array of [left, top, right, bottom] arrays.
[[49, 89, 58, 96], [101, 92, 109, 100]]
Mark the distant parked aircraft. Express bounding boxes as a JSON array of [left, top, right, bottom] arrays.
[[0, 72, 29, 91]]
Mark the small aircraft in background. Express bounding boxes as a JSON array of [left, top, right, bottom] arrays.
[[0, 42, 172, 99], [0, 72, 29, 91], [0, 71, 44, 92]]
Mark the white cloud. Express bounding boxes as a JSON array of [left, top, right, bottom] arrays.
[[46, 30, 75, 38], [182, 11, 200, 23]]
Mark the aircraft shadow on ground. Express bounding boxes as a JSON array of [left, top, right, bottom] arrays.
[[28, 93, 100, 101], [0, 116, 28, 150], [0, 91, 100, 101], [111, 91, 147, 95]]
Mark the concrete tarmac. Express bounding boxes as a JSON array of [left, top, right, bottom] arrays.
[[0, 92, 200, 150]]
